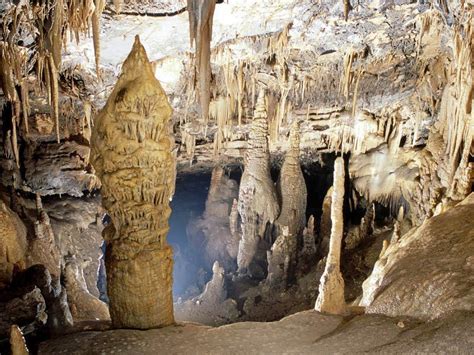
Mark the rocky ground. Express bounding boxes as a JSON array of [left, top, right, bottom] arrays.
[[38, 310, 474, 354]]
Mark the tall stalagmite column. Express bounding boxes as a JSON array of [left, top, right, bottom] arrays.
[[91, 36, 175, 329], [314, 157, 346, 315], [276, 120, 307, 235], [237, 90, 280, 274]]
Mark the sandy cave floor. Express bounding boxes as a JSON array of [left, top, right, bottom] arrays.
[[39, 309, 474, 354]]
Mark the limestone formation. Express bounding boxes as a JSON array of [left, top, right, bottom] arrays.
[[26, 195, 61, 278], [0, 200, 27, 287], [237, 90, 280, 274], [266, 226, 297, 288], [229, 198, 240, 259], [188, 0, 216, 123], [90, 36, 175, 329], [276, 120, 307, 236], [0, 287, 47, 338], [300, 216, 317, 271], [9, 265, 73, 335], [315, 157, 346, 315], [390, 221, 400, 244], [63, 255, 110, 322], [319, 186, 333, 257], [345, 203, 375, 250], [360, 193, 474, 320], [174, 260, 239, 326], [9, 325, 29, 355]]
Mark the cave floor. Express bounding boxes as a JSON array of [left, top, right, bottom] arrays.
[[39, 310, 474, 354]]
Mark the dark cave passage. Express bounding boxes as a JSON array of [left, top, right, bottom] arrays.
[[169, 170, 212, 298]]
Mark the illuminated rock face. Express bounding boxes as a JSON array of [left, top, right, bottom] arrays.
[[237, 90, 280, 274], [276, 120, 307, 236], [91, 36, 175, 329], [315, 157, 346, 315], [0, 201, 27, 287]]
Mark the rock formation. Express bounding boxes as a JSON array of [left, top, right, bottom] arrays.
[[26, 195, 61, 278], [266, 226, 297, 288], [0, 287, 47, 339], [319, 186, 333, 257], [315, 157, 346, 315], [174, 260, 239, 326], [300, 216, 317, 272], [9, 265, 73, 335], [237, 90, 280, 274], [276, 120, 307, 236], [360, 193, 474, 320], [0, 200, 27, 287], [63, 255, 110, 322], [9, 324, 29, 355], [345, 203, 375, 250], [90, 36, 175, 329], [187, 0, 216, 123]]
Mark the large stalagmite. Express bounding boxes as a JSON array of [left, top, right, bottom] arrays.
[[314, 157, 346, 315], [237, 90, 280, 274], [276, 120, 307, 235], [91, 36, 175, 329]]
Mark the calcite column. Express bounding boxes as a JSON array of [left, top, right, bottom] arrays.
[[276, 120, 307, 235], [91, 36, 175, 329], [237, 90, 280, 274], [314, 157, 346, 315]]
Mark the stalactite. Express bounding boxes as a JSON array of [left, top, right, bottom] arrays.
[[339, 50, 357, 100], [351, 69, 364, 118], [92, 0, 106, 78], [343, 0, 352, 21], [187, 0, 216, 124], [11, 114, 20, 169], [49, 55, 60, 143], [47, 0, 64, 69], [20, 81, 29, 134], [237, 61, 245, 126], [113, 0, 123, 14]]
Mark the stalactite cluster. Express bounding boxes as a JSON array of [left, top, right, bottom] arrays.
[[187, 0, 216, 125]]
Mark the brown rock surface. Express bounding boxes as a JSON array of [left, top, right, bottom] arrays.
[[91, 36, 175, 329], [360, 193, 474, 319], [63, 255, 110, 322], [38, 310, 474, 354], [0, 200, 27, 286]]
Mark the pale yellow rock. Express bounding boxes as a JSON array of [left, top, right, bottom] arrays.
[[9, 325, 29, 355], [315, 157, 346, 315], [0, 200, 27, 286], [91, 36, 175, 329]]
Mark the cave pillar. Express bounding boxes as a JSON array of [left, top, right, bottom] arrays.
[[314, 157, 346, 315], [276, 119, 307, 236], [91, 36, 175, 329]]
